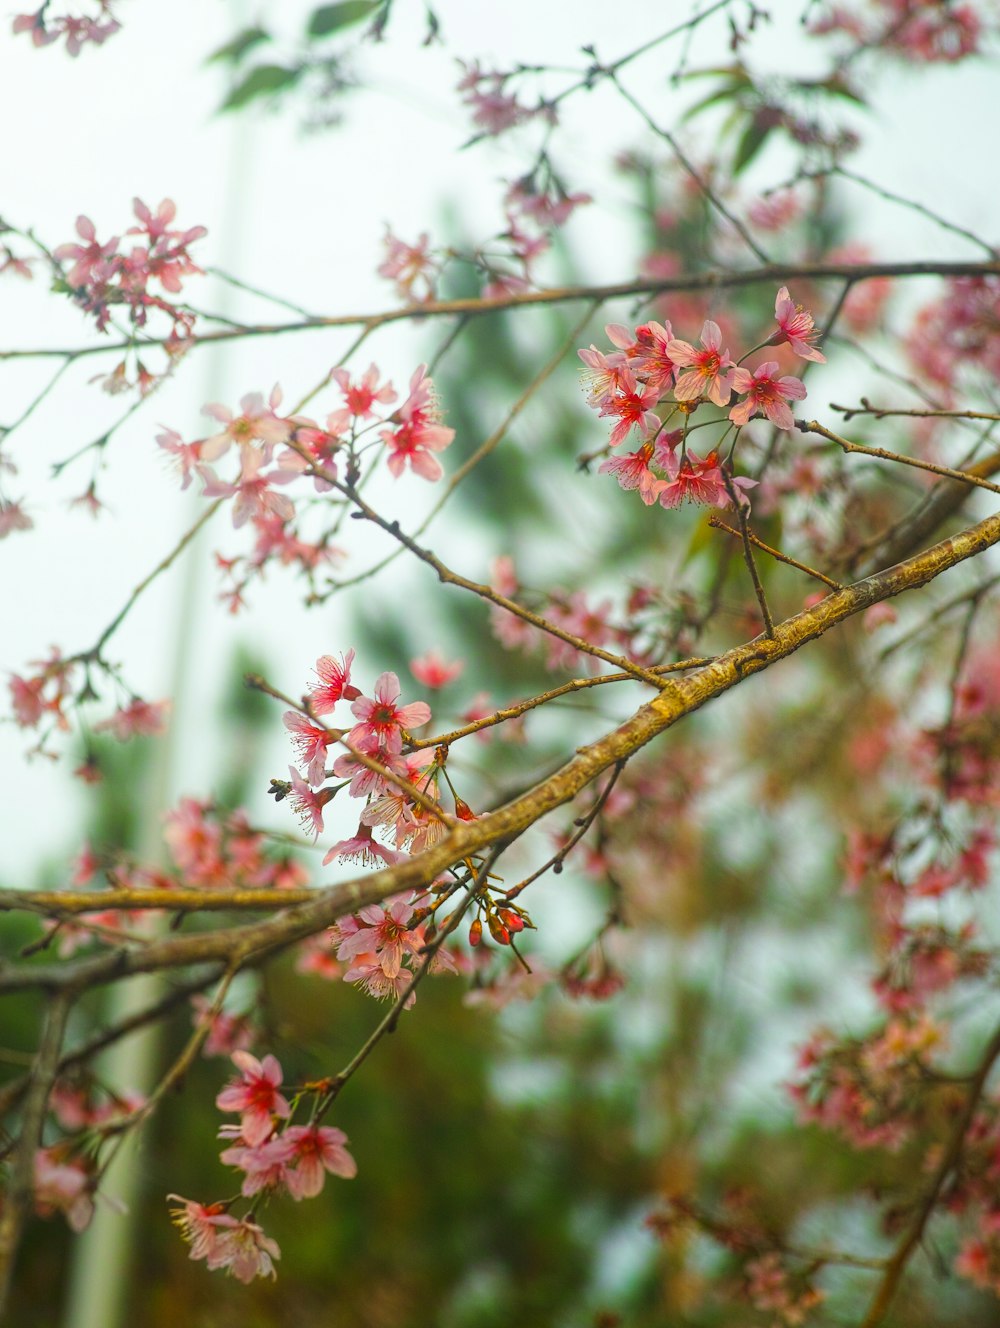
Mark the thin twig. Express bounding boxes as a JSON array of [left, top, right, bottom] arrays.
[[4, 260, 999, 362], [708, 517, 844, 590], [799, 419, 1000, 497]]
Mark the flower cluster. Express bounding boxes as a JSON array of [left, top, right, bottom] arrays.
[[280, 655, 439, 866], [907, 275, 1000, 400], [53, 198, 205, 357], [579, 288, 821, 512], [809, 0, 985, 63], [13, 2, 119, 56], [169, 1050, 357, 1281], [456, 60, 547, 137], [790, 1016, 943, 1151], [159, 364, 455, 597]]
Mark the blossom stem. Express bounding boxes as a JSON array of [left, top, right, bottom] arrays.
[[708, 518, 844, 591]]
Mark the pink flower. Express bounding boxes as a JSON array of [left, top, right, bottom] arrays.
[[308, 650, 361, 713], [348, 671, 431, 755], [207, 1215, 281, 1283], [215, 1050, 291, 1147], [457, 60, 535, 136], [94, 697, 169, 741], [380, 365, 455, 481], [599, 441, 663, 505], [219, 1131, 294, 1197], [327, 364, 396, 433], [34, 1149, 94, 1232], [283, 1124, 357, 1199], [578, 344, 628, 407], [200, 387, 289, 463], [748, 190, 801, 232], [729, 361, 807, 430], [410, 649, 463, 688], [198, 450, 295, 529], [168, 1195, 233, 1264], [658, 450, 757, 510], [286, 766, 333, 839], [667, 321, 735, 407], [284, 712, 328, 786], [335, 893, 421, 979], [163, 797, 224, 881], [770, 287, 827, 362], [342, 951, 416, 1003], [157, 427, 201, 490], [595, 367, 662, 447], [321, 821, 408, 869], [631, 320, 678, 393], [53, 214, 118, 288], [377, 228, 438, 303], [191, 997, 254, 1059], [0, 498, 33, 539]]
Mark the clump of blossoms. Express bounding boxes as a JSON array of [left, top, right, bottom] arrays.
[[13, 2, 119, 55], [155, 362, 454, 609], [809, 0, 986, 64], [271, 650, 538, 1004], [53, 198, 205, 375], [169, 1049, 358, 1282], [456, 60, 548, 138], [578, 287, 821, 513]]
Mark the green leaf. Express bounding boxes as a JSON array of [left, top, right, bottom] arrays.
[[733, 114, 774, 175], [306, 0, 381, 38], [681, 80, 750, 124], [221, 64, 302, 111], [205, 26, 271, 66], [815, 74, 869, 107]]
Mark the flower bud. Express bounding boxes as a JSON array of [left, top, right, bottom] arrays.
[[486, 913, 511, 945], [496, 908, 524, 933]]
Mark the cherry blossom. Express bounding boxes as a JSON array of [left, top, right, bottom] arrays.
[[410, 649, 464, 688], [308, 650, 361, 714], [0, 498, 33, 539], [207, 1216, 281, 1283], [93, 697, 170, 742], [327, 364, 396, 433], [200, 387, 289, 464], [667, 320, 736, 407], [377, 228, 438, 302], [283, 1124, 357, 1198], [380, 365, 455, 481], [33, 1150, 94, 1232], [770, 286, 827, 363], [322, 822, 409, 869], [348, 671, 431, 755], [729, 362, 807, 430], [658, 450, 756, 510], [215, 1051, 291, 1147], [335, 894, 422, 979], [599, 442, 664, 505]]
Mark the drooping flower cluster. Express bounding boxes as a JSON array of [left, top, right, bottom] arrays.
[[168, 1049, 357, 1281], [579, 288, 820, 513]]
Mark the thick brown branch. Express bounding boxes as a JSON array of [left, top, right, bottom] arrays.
[[4, 504, 1000, 997]]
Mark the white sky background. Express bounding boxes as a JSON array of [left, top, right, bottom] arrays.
[[1, 0, 998, 883]]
